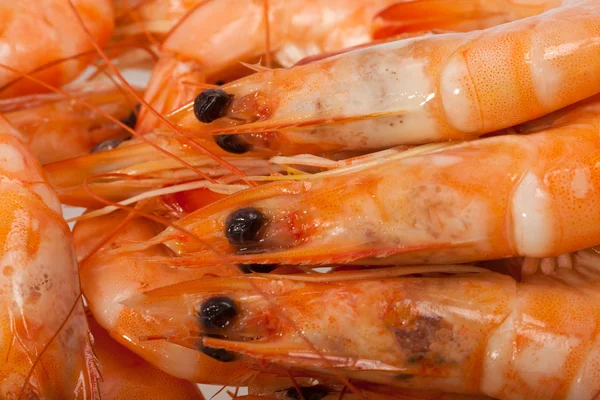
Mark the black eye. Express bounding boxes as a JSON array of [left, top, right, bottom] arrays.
[[225, 208, 265, 246], [198, 296, 238, 330], [90, 138, 123, 153], [284, 386, 329, 400], [214, 134, 252, 154], [193, 88, 233, 123], [120, 104, 140, 129], [238, 264, 277, 274]]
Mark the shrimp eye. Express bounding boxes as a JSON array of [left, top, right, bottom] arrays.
[[193, 88, 233, 123], [284, 386, 329, 400], [90, 138, 123, 153], [214, 134, 252, 154], [225, 208, 265, 246], [199, 296, 238, 329], [120, 104, 140, 129], [238, 264, 277, 273], [199, 344, 237, 362]]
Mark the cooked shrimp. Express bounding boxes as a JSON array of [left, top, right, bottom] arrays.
[[164, 0, 558, 82], [162, 0, 401, 82], [125, 264, 600, 400], [0, 133, 99, 398], [169, 0, 600, 154], [88, 315, 205, 399], [136, 103, 600, 266], [0, 81, 140, 165], [0, 0, 114, 98], [74, 210, 251, 384]]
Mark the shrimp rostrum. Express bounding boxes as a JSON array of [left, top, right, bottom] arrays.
[[125, 261, 600, 400], [171, 0, 600, 155]]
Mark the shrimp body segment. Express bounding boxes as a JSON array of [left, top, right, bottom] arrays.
[[162, 0, 401, 80], [155, 109, 600, 266], [126, 268, 600, 400], [0, 0, 114, 98], [173, 0, 600, 154], [0, 133, 99, 398]]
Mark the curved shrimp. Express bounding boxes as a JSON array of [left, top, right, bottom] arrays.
[[74, 210, 252, 384], [163, 0, 560, 83], [134, 100, 600, 266], [125, 263, 600, 400], [0, 133, 99, 398], [168, 0, 600, 154], [0, 81, 140, 165], [0, 0, 114, 98], [88, 315, 204, 399]]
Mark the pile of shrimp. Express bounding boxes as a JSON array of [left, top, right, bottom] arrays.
[[3, 0, 600, 399]]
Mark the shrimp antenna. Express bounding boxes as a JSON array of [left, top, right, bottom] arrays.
[[0, 43, 157, 97], [66, 0, 251, 182], [263, 0, 272, 69], [66, 3, 366, 395], [0, 62, 218, 183]]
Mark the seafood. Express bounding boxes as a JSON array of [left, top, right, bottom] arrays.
[[125, 263, 600, 400], [88, 315, 204, 399], [0, 81, 139, 164], [163, 0, 559, 82], [169, 0, 600, 154], [0, 0, 114, 98], [162, 0, 401, 82], [74, 210, 250, 383], [135, 104, 600, 266], [0, 132, 99, 398]]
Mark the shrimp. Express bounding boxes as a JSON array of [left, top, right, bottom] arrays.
[[163, 0, 560, 83], [88, 315, 205, 399], [134, 101, 600, 266], [168, 0, 600, 154], [0, 0, 114, 98], [0, 81, 140, 165], [124, 263, 600, 400], [0, 132, 99, 398], [74, 209, 252, 384]]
